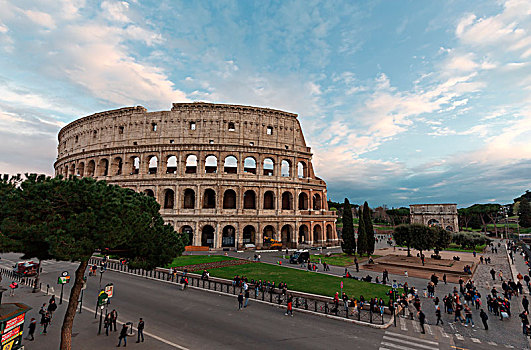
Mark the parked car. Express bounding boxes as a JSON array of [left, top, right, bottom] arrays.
[[289, 250, 309, 264], [13, 261, 39, 277]]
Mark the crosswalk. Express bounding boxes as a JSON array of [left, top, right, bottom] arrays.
[[387, 317, 516, 349]]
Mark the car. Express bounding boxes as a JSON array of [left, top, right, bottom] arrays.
[[13, 261, 39, 277], [289, 250, 309, 264]]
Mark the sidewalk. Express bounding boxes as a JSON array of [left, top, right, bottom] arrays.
[[0, 280, 174, 350]]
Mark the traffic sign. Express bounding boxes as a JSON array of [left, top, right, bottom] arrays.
[[97, 291, 109, 306], [340, 281, 343, 289], [58, 276, 71, 284], [105, 283, 114, 298], [61, 271, 69, 277], [392, 282, 398, 289]]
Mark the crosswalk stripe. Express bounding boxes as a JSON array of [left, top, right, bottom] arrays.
[[379, 348, 392, 350], [470, 338, 480, 343], [505, 345, 514, 349], [425, 324, 433, 335], [384, 332, 439, 345], [411, 320, 420, 332], [381, 341, 424, 350], [440, 328, 449, 338], [382, 337, 435, 350], [400, 317, 407, 331], [487, 341, 497, 346], [455, 334, 464, 341]]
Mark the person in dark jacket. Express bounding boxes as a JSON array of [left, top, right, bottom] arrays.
[[25, 318, 36, 341], [104, 314, 111, 336], [238, 292, 244, 310], [117, 324, 128, 347], [418, 309, 426, 334], [436, 306, 443, 325], [480, 309, 489, 330], [110, 309, 118, 332], [136, 318, 144, 343]]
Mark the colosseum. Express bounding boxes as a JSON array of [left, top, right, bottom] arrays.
[[54, 102, 337, 250]]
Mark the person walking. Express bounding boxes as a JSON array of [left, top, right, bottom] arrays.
[[9, 281, 17, 296], [41, 312, 51, 334], [523, 296, 529, 314], [519, 311, 529, 335], [25, 318, 36, 341], [47, 300, 57, 322], [285, 295, 293, 317], [117, 324, 128, 347], [480, 309, 488, 330], [490, 268, 496, 280], [436, 305, 443, 325], [464, 305, 474, 327], [238, 292, 244, 310], [136, 318, 144, 343], [244, 288, 250, 308], [443, 274, 447, 285], [104, 314, 111, 336], [418, 309, 426, 334], [110, 309, 118, 332]]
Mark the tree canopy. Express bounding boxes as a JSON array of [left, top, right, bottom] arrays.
[[363, 202, 375, 256], [519, 198, 531, 228], [340, 198, 356, 255], [357, 206, 368, 256], [0, 174, 187, 350], [393, 224, 414, 257]]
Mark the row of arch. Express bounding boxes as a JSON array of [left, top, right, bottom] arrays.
[[61, 155, 309, 178], [148, 188, 323, 211], [180, 223, 335, 248]]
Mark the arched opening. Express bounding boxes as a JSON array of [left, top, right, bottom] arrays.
[[263, 225, 275, 245], [298, 161, 307, 178], [87, 160, 96, 177], [64, 165, 69, 177], [77, 162, 85, 176], [148, 156, 158, 174], [166, 155, 177, 174], [281, 225, 292, 246], [224, 156, 238, 174], [203, 189, 216, 209], [144, 189, 155, 197], [263, 158, 274, 176], [223, 189, 237, 209], [69, 164, 75, 177], [243, 190, 256, 209], [313, 225, 322, 243], [164, 189, 175, 209], [427, 219, 441, 227], [183, 189, 195, 209], [243, 225, 256, 245], [222, 225, 236, 247], [263, 191, 275, 209], [281, 160, 291, 177], [201, 225, 215, 248], [185, 155, 197, 174], [205, 155, 217, 174], [130, 156, 140, 175], [244, 157, 256, 174], [98, 159, 109, 176], [299, 225, 308, 243], [228, 122, 235, 131], [313, 193, 322, 210], [298, 192, 308, 210], [281, 191, 293, 210], [112, 157, 123, 175], [326, 224, 333, 241], [181, 225, 193, 246], [446, 226, 454, 232]]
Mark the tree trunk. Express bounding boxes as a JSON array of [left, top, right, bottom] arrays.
[[60, 259, 88, 350], [407, 245, 411, 257], [33, 259, 42, 293]]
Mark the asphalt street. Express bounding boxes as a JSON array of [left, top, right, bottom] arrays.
[[0, 252, 521, 350]]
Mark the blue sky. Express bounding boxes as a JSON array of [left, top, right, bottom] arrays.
[[0, 0, 530, 207]]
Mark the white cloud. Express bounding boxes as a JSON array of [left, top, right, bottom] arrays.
[[101, 1, 131, 23], [0, 23, 7, 33]]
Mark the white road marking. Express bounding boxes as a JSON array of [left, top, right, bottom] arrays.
[[381, 341, 432, 350], [411, 320, 420, 332], [382, 336, 435, 350], [384, 332, 439, 345], [470, 338, 480, 343], [440, 328, 449, 338], [504, 345, 514, 349], [400, 317, 407, 331], [425, 324, 433, 335], [454, 334, 464, 341], [487, 341, 497, 345]]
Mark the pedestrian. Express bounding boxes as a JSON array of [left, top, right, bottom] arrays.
[[490, 268, 496, 280], [117, 324, 128, 347], [136, 318, 144, 343], [523, 296, 529, 314], [520, 311, 529, 335], [25, 318, 36, 341], [464, 305, 474, 327], [436, 305, 443, 325], [9, 281, 18, 296], [405, 271, 408, 279], [238, 292, 244, 310], [443, 274, 447, 285], [47, 299, 57, 321], [110, 309, 118, 332], [104, 314, 111, 336], [418, 309, 426, 334], [480, 309, 488, 330], [285, 295, 293, 316], [244, 288, 250, 308], [41, 312, 51, 334]]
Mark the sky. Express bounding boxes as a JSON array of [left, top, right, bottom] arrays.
[[0, 0, 530, 208]]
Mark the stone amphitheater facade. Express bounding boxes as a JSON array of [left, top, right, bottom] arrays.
[[55, 102, 337, 250]]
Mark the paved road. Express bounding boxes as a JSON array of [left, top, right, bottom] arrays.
[[0, 252, 521, 350]]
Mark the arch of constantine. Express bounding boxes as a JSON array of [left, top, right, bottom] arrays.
[[55, 102, 337, 249], [410, 204, 459, 232]]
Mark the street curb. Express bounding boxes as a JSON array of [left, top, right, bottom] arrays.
[[105, 268, 393, 329]]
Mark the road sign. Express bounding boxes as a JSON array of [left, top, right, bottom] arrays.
[[58, 276, 71, 284], [98, 291, 109, 306], [105, 283, 114, 298], [61, 271, 69, 277], [340, 281, 343, 289], [392, 282, 398, 289]]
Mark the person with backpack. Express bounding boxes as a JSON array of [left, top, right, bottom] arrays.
[[117, 324, 128, 347]]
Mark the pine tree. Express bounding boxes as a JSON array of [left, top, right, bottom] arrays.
[[363, 201, 375, 256], [341, 198, 356, 255], [357, 206, 367, 256], [520, 198, 531, 228]]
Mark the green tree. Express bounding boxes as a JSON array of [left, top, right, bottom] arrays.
[[363, 202, 375, 256], [357, 206, 368, 256], [386, 207, 410, 226], [452, 232, 490, 250], [341, 198, 356, 255], [0, 175, 187, 350], [519, 198, 531, 228], [393, 224, 414, 257], [410, 224, 434, 265], [431, 226, 452, 256]]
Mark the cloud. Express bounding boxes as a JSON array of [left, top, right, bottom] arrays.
[[23, 10, 56, 29]]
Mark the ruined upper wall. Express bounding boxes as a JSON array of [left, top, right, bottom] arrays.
[[57, 102, 311, 159]]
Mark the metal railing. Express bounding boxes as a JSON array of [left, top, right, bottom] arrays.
[[88, 257, 389, 325], [0, 267, 39, 289]]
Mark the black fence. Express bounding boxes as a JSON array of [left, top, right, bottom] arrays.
[[0, 266, 38, 289], [89, 257, 389, 325]]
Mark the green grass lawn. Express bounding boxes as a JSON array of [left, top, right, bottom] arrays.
[[165, 255, 237, 267], [311, 253, 381, 267], [208, 262, 396, 299], [445, 243, 487, 253]]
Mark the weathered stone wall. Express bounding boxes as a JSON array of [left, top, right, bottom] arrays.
[[55, 102, 337, 249], [410, 204, 459, 232]]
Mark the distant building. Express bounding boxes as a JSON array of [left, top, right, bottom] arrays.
[[410, 204, 458, 232]]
